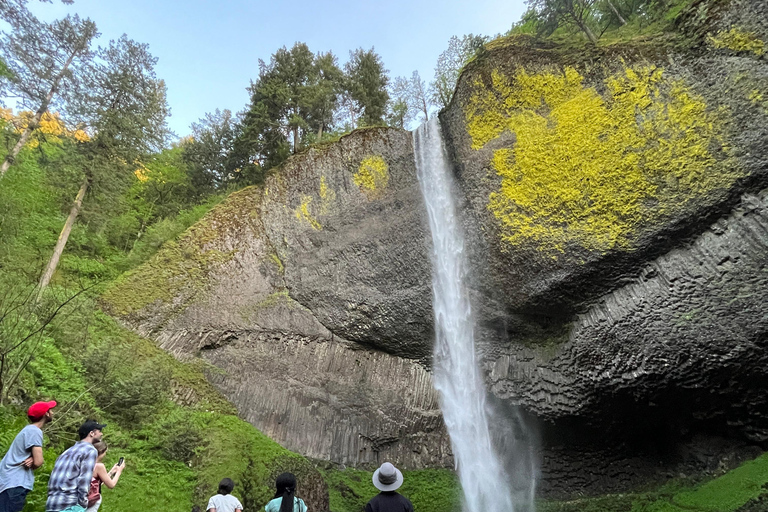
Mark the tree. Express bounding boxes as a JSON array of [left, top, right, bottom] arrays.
[[307, 51, 344, 140], [386, 76, 414, 129], [184, 109, 237, 190], [387, 71, 431, 129], [343, 47, 389, 127], [526, 0, 600, 43], [430, 34, 487, 110], [233, 43, 343, 179], [37, 35, 169, 294], [0, 10, 98, 177]]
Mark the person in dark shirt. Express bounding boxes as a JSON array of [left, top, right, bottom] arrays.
[[364, 463, 413, 512]]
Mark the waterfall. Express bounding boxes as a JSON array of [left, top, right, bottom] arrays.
[[413, 118, 537, 512]]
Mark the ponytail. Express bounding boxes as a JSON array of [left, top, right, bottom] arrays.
[[275, 472, 298, 512]]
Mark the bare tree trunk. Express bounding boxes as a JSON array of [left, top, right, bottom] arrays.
[[0, 48, 80, 179], [292, 126, 299, 154], [37, 177, 89, 299], [0, 353, 6, 405], [317, 123, 324, 140], [575, 18, 599, 43], [606, 0, 627, 25]]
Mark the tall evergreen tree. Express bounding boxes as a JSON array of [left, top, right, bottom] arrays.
[[184, 108, 237, 191], [38, 36, 169, 294], [0, 10, 98, 177], [234, 43, 343, 179], [344, 48, 389, 127]]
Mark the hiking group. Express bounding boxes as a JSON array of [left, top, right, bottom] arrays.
[[0, 401, 124, 512], [1, 401, 415, 512], [203, 462, 413, 512]]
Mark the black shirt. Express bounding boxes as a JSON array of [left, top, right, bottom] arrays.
[[365, 492, 414, 512]]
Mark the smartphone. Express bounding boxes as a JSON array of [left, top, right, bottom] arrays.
[[118, 457, 124, 466]]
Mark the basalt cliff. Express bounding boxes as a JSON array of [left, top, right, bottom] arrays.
[[103, 0, 768, 498]]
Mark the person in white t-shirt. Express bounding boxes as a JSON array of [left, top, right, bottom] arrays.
[[206, 478, 242, 512]]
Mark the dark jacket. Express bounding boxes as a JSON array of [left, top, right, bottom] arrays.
[[365, 492, 414, 512]]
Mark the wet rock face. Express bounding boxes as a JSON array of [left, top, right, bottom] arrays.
[[104, 128, 448, 469], [104, 0, 768, 497]]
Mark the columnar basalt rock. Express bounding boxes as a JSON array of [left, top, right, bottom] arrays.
[[104, 0, 768, 498], [104, 128, 446, 469]]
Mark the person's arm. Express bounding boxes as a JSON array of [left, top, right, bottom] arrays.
[[77, 447, 99, 508], [30, 446, 44, 468], [21, 428, 44, 469], [96, 462, 124, 489]]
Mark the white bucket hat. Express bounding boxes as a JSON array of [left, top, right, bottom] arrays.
[[372, 462, 404, 491]]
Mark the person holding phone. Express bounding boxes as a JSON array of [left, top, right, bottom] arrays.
[[85, 441, 125, 512]]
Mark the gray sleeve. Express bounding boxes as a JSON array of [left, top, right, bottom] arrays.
[[24, 427, 43, 450]]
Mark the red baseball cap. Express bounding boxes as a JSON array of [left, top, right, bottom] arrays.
[[28, 401, 57, 418]]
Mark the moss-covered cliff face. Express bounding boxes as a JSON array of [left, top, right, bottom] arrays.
[[439, 0, 768, 497], [104, 128, 450, 470], [105, 0, 768, 500]]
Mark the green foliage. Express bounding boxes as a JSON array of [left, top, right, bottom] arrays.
[[234, 43, 346, 177], [0, 303, 323, 512], [539, 454, 768, 512], [430, 34, 488, 110], [344, 48, 389, 127], [321, 466, 461, 512], [516, 0, 706, 46]]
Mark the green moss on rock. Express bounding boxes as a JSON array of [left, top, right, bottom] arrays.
[[102, 187, 262, 317]]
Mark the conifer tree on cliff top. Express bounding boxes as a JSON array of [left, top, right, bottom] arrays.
[[344, 47, 389, 127], [232, 42, 345, 182]]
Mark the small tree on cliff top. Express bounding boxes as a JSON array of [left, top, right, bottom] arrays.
[[344, 47, 389, 127], [526, 0, 600, 43], [430, 34, 487, 110]]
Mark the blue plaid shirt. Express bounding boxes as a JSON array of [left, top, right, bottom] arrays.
[[45, 441, 97, 512]]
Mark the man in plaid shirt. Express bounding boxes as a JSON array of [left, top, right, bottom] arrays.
[[45, 420, 106, 512]]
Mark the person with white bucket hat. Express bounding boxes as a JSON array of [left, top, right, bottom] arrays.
[[364, 462, 413, 512]]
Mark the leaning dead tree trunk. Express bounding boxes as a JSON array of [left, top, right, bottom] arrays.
[[37, 177, 89, 299], [0, 48, 81, 178], [605, 0, 627, 25], [574, 16, 599, 43]]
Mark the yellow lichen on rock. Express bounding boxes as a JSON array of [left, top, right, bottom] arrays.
[[319, 175, 336, 215], [353, 156, 389, 199], [466, 65, 739, 254], [294, 195, 322, 230], [709, 28, 765, 56]]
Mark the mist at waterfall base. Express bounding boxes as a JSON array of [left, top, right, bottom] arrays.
[[413, 118, 539, 512]]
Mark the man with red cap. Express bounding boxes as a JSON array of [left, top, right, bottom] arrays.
[[0, 400, 56, 512]]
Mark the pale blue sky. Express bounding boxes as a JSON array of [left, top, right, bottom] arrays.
[[37, 0, 527, 138]]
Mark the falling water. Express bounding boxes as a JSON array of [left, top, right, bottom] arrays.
[[413, 118, 536, 512]]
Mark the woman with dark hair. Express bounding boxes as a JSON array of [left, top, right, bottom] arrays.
[[207, 478, 243, 512], [85, 440, 125, 512], [265, 473, 307, 512]]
